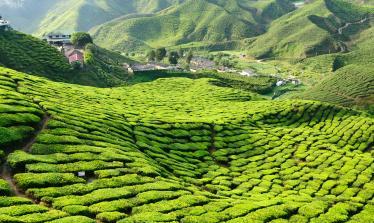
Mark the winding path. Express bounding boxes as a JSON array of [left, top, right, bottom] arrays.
[[1, 79, 51, 198], [336, 16, 371, 52], [338, 17, 368, 35], [1, 113, 50, 198]]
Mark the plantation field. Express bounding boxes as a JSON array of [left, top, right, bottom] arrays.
[[0, 66, 373, 222]]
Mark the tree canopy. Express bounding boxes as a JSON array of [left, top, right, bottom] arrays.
[[71, 32, 93, 48], [155, 48, 167, 61], [168, 51, 180, 65]]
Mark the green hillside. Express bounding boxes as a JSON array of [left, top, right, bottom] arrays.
[[0, 30, 72, 79], [75, 43, 136, 87], [0, 0, 60, 33], [91, 0, 295, 52], [295, 64, 374, 111], [0, 66, 373, 222], [247, 0, 374, 59], [0, 29, 134, 87], [34, 0, 184, 36], [0, 0, 184, 35]]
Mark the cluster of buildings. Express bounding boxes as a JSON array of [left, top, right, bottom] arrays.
[[125, 62, 182, 74], [42, 32, 84, 66], [190, 57, 216, 72]]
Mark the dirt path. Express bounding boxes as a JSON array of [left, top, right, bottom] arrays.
[[208, 124, 229, 167], [1, 113, 50, 198], [335, 16, 371, 52], [1, 161, 27, 198], [338, 17, 368, 35], [23, 114, 51, 152]]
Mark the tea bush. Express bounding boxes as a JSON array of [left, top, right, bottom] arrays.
[[0, 67, 372, 222]]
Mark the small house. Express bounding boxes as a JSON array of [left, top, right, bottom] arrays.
[[65, 49, 84, 65], [43, 32, 72, 45]]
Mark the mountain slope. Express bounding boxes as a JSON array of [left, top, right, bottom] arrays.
[[0, 29, 72, 79], [91, 0, 295, 51], [247, 0, 374, 59], [35, 0, 186, 36], [0, 0, 60, 33], [0, 0, 184, 35], [0, 29, 134, 87]]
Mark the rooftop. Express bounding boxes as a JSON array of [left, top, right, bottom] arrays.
[[0, 16, 10, 26]]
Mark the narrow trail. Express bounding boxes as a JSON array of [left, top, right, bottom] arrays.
[[208, 124, 229, 167], [1, 162, 27, 198], [1, 113, 50, 198], [23, 114, 51, 153], [338, 17, 368, 35], [335, 16, 372, 52]]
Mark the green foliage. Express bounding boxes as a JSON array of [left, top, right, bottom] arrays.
[[0, 30, 71, 79], [155, 48, 167, 61], [91, 0, 295, 52], [297, 64, 374, 110], [248, 0, 374, 59], [71, 32, 93, 48], [147, 50, 156, 62], [0, 67, 373, 223], [168, 51, 180, 65]]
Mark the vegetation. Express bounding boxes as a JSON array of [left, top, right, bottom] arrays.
[[91, 0, 295, 52], [0, 1, 373, 222], [296, 65, 374, 112], [247, 0, 374, 59], [155, 48, 167, 62], [71, 32, 93, 48], [0, 66, 373, 222], [0, 30, 71, 79], [168, 51, 180, 65], [0, 29, 135, 87], [0, 0, 184, 35]]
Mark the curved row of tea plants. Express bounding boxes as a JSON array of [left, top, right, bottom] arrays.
[[0, 67, 373, 222]]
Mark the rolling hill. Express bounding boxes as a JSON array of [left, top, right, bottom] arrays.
[[90, 0, 296, 52], [0, 1, 373, 222], [0, 66, 373, 222], [247, 0, 374, 59], [0, 0, 184, 35], [0, 29, 72, 79], [0, 29, 134, 87]]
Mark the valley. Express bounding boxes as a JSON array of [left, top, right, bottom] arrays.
[[0, 0, 373, 222]]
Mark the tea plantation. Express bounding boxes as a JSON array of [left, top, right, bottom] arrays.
[[0, 66, 373, 223]]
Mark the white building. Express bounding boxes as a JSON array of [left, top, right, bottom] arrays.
[[42, 32, 72, 45], [0, 16, 10, 30], [240, 69, 256, 77], [276, 81, 285, 87]]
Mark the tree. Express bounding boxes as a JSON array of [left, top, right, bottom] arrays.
[[186, 50, 193, 64], [147, 50, 156, 62], [71, 32, 93, 48], [155, 47, 167, 61], [178, 48, 184, 58], [332, 56, 345, 71], [168, 51, 180, 65]]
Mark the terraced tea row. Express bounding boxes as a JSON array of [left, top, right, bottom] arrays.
[[0, 67, 373, 222]]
